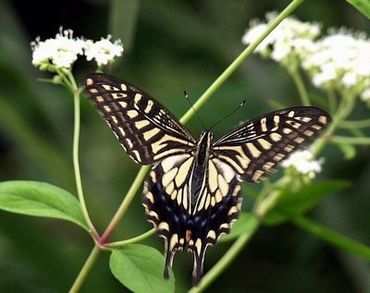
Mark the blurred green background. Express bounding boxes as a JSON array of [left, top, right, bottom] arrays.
[[0, 0, 369, 292]]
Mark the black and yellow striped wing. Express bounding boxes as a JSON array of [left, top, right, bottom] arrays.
[[212, 107, 331, 182], [85, 73, 196, 164], [84, 73, 331, 286]]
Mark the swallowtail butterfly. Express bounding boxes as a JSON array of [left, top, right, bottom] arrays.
[[85, 73, 331, 284]]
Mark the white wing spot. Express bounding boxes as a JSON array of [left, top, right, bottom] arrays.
[[258, 138, 272, 150], [126, 138, 133, 148], [143, 128, 160, 140], [135, 120, 151, 129], [103, 106, 111, 112], [119, 101, 127, 108], [144, 100, 154, 114], [319, 116, 327, 124], [288, 110, 295, 117], [294, 137, 305, 143], [246, 143, 261, 158], [112, 116, 118, 123], [158, 222, 169, 231], [127, 110, 138, 118], [96, 96, 104, 102], [134, 93, 142, 104], [270, 133, 282, 142], [260, 117, 268, 132], [118, 127, 125, 136]]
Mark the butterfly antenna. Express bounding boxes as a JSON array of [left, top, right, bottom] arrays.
[[209, 99, 246, 130], [184, 91, 207, 129]]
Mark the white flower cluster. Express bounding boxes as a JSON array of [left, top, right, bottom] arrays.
[[242, 12, 321, 67], [242, 13, 370, 103], [302, 30, 370, 102], [85, 36, 124, 67], [282, 150, 323, 179], [31, 28, 123, 70]]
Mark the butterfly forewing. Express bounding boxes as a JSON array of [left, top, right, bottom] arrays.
[[85, 73, 196, 164], [212, 107, 331, 182]]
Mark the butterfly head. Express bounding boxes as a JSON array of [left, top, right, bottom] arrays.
[[199, 130, 214, 147]]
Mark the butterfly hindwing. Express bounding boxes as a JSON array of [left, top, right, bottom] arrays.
[[212, 107, 331, 182], [85, 73, 196, 164], [143, 152, 242, 284]]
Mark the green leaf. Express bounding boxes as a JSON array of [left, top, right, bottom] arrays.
[[264, 180, 350, 225], [221, 212, 259, 242], [337, 142, 356, 160], [110, 244, 175, 293], [293, 216, 370, 261], [0, 181, 87, 230], [346, 0, 370, 19]]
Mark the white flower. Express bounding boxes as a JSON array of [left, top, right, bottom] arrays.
[[31, 28, 85, 69], [242, 12, 321, 66], [282, 150, 323, 178], [302, 29, 370, 98], [85, 35, 123, 67]]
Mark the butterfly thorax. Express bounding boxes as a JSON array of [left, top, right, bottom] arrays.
[[190, 130, 214, 207]]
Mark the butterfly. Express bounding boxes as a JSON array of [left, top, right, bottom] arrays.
[[85, 73, 331, 285]]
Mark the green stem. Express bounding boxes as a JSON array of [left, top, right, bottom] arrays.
[[189, 223, 259, 293], [311, 93, 355, 157], [339, 119, 370, 129], [331, 135, 370, 145], [253, 176, 292, 218], [107, 229, 156, 248], [71, 80, 97, 238], [99, 166, 150, 244], [288, 68, 310, 106], [326, 89, 337, 114], [180, 0, 304, 124], [293, 216, 370, 261], [69, 246, 101, 293]]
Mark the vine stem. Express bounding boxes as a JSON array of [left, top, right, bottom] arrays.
[[339, 119, 370, 129], [107, 229, 156, 248], [70, 74, 98, 238], [288, 68, 310, 106], [99, 166, 150, 244], [326, 89, 337, 114], [311, 93, 355, 156], [331, 135, 370, 145], [70, 0, 306, 290], [69, 246, 101, 293]]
